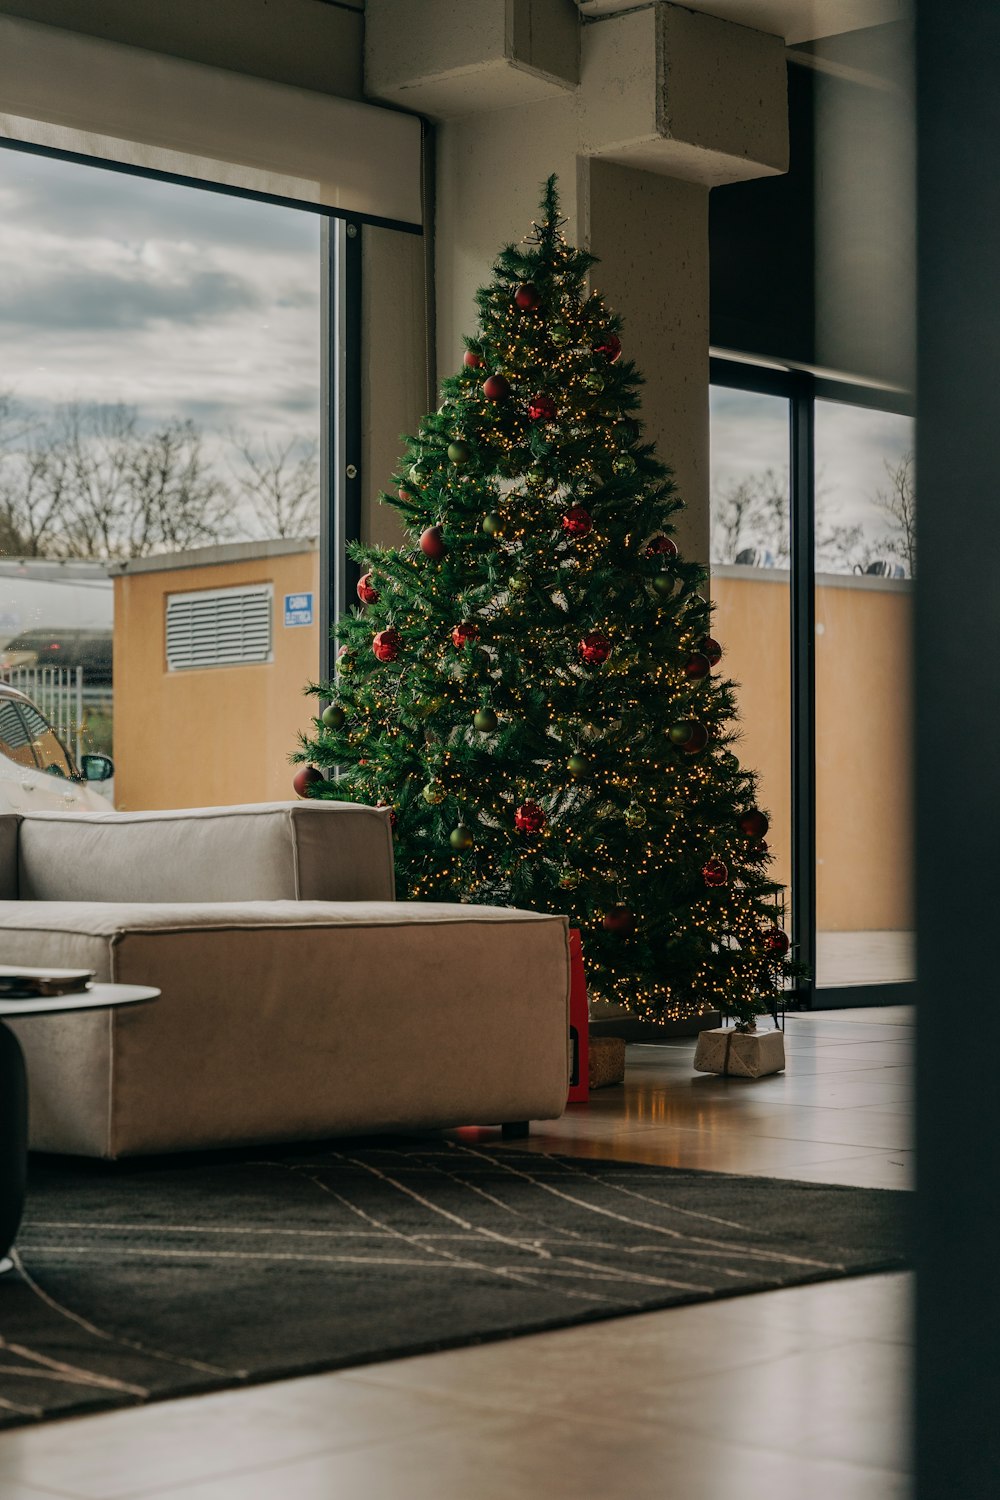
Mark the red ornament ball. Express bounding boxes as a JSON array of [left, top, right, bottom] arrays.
[[739, 809, 770, 839], [372, 628, 401, 663], [602, 905, 635, 934], [293, 765, 323, 798], [702, 856, 728, 888], [482, 374, 511, 402], [561, 505, 593, 538], [514, 283, 541, 311], [463, 349, 484, 369], [514, 801, 546, 834], [419, 525, 447, 559], [594, 333, 622, 363], [451, 620, 480, 649], [745, 838, 769, 865], [764, 926, 790, 958], [528, 392, 558, 422], [578, 630, 612, 666], [685, 653, 711, 681], [398, 487, 414, 503], [645, 535, 678, 559], [683, 723, 710, 754], [356, 571, 379, 605], [702, 637, 723, 667]]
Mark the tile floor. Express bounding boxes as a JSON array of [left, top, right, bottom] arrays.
[[0, 1006, 914, 1500]]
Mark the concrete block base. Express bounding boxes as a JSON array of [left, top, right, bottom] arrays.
[[693, 1027, 786, 1079]]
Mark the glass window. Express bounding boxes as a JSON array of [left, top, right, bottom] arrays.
[[0, 145, 322, 809], [814, 399, 915, 986], [17, 700, 74, 776], [0, 698, 38, 769]]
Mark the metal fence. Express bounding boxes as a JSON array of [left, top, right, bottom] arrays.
[[0, 665, 85, 762]]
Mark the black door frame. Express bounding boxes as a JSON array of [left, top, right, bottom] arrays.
[[710, 356, 917, 1009]]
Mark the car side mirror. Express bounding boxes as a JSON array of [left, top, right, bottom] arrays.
[[81, 754, 114, 783]]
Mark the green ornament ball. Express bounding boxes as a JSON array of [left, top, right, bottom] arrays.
[[668, 721, 695, 747], [482, 512, 505, 537], [567, 753, 589, 780], [321, 703, 345, 730], [583, 371, 605, 394], [337, 650, 356, 676], [447, 440, 471, 465], [651, 574, 676, 601], [422, 780, 447, 805], [450, 824, 475, 851], [624, 801, 648, 829], [576, 472, 601, 496], [558, 867, 582, 890], [528, 460, 548, 486], [473, 707, 498, 733], [550, 323, 571, 346], [613, 453, 636, 477], [508, 574, 529, 594], [409, 462, 429, 485]]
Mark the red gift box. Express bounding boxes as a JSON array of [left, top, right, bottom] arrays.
[[568, 928, 589, 1103]]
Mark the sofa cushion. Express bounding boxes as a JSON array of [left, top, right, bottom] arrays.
[[0, 900, 571, 1157], [16, 801, 395, 904]]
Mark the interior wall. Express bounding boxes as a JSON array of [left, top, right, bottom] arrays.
[[583, 158, 710, 564]]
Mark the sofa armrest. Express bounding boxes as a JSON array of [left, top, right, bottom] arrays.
[[17, 801, 395, 904]]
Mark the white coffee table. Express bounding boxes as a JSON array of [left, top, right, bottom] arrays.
[[0, 983, 159, 1273]]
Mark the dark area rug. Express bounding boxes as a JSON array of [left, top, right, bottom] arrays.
[[0, 1139, 910, 1428]]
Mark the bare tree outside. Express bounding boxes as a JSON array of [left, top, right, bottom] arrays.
[[710, 467, 790, 566], [712, 451, 916, 577], [229, 433, 320, 540], [0, 396, 320, 562], [873, 452, 916, 576]]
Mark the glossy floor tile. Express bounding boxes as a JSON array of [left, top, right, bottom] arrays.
[[0, 1006, 915, 1500]]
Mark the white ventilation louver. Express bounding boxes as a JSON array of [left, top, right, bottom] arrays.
[[166, 584, 273, 671]]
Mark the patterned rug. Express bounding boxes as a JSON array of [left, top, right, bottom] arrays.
[[0, 1140, 910, 1427]]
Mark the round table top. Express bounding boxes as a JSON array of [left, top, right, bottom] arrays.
[[0, 982, 160, 1019]]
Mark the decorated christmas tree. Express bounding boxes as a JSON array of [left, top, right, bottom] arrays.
[[295, 178, 797, 1030]]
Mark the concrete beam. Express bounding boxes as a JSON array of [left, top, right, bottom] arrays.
[[581, 4, 788, 185], [364, 0, 579, 118]]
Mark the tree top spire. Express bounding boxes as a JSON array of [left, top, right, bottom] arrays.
[[527, 174, 566, 245]]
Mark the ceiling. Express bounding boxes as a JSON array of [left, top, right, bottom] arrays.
[[574, 0, 908, 46]]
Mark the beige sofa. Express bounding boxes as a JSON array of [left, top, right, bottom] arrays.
[[0, 803, 571, 1158]]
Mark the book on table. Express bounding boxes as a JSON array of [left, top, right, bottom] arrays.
[[0, 967, 95, 999]]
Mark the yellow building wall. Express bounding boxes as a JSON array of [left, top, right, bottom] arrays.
[[713, 572, 913, 933], [113, 548, 320, 810]]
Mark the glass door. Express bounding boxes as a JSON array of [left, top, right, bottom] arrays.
[[709, 386, 793, 931], [710, 360, 915, 1007], [814, 397, 915, 989]]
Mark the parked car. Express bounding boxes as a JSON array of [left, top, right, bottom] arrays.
[[0, 683, 113, 813]]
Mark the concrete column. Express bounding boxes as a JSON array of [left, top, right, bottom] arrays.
[[366, 0, 789, 569], [583, 159, 709, 564]]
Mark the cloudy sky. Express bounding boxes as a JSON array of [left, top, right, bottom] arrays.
[[0, 145, 321, 472]]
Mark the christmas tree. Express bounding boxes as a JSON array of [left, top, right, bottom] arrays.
[[295, 178, 797, 1030]]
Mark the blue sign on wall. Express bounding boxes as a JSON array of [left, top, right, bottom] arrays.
[[284, 592, 314, 628]]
